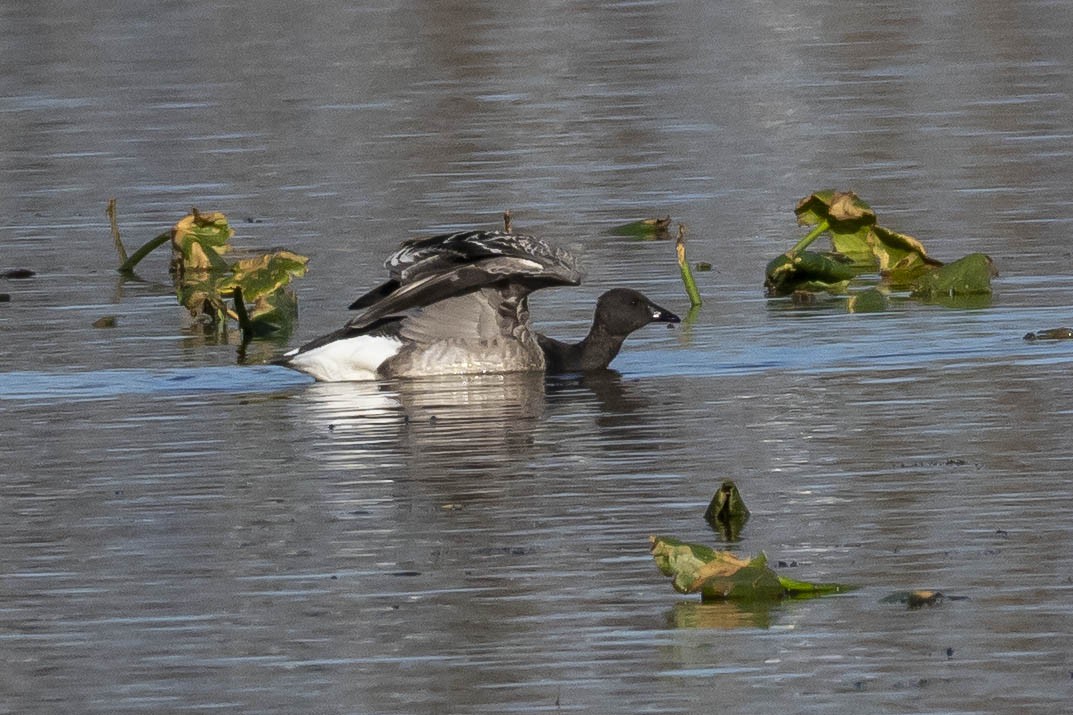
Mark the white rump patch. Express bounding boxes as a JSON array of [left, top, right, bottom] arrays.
[[285, 334, 402, 382]]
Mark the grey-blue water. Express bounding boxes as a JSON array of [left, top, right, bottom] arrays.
[[3, 1, 1073, 713]]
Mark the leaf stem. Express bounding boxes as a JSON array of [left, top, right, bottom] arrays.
[[787, 219, 830, 257], [118, 231, 171, 274], [675, 224, 702, 308], [107, 198, 128, 266]]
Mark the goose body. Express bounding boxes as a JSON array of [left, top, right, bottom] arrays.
[[277, 230, 678, 382]]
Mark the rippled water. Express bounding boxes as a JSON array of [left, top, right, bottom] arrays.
[[4, 1, 1073, 713]]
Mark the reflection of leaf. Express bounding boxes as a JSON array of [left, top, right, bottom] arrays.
[[765, 251, 856, 296], [650, 536, 851, 602], [667, 600, 775, 629], [847, 287, 888, 313], [910, 253, 996, 298], [608, 216, 672, 240]]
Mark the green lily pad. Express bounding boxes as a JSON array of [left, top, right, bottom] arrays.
[[909, 253, 996, 298]]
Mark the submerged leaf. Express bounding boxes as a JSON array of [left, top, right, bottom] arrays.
[[608, 216, 672, 240], [909, 253, 996, 298]]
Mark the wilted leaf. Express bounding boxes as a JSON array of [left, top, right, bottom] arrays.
[[177, 275, 228, 324], [650, 536, 851, 602], [870, 225, 942, 283], [910, 253, 996, 298], [220, 250, 309, 301], [796, 190, 876, 228], [171, 210, 234, 274], [675, 224, 702, 307]]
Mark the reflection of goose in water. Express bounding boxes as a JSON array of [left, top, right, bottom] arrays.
[[276, 230, 679, 382], [289, 373, 548, 472]]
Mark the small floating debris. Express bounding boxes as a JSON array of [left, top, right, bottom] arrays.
[[608, 215, 672, 240], [92, 316, 117, 328], [881, 590, 968, 609], [1024, 327, 1073, 341], [0, 268, 36, 279]]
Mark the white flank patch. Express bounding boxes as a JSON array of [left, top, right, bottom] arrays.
[[285, 334, 402, 382]]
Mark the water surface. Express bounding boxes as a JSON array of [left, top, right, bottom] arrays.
[[3, 1, 1073, 713]]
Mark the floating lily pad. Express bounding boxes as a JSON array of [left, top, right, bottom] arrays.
[[769, 191, 997, 310], [909, 253, 996, 299]]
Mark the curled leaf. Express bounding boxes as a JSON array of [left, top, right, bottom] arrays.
[[171, 209, 234, 275], [765, 251, 856, 296], [650, 536, 851, 602], [871, 225, 942, 284]]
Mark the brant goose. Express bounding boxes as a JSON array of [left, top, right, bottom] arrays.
[[277, 230, 680, 381]]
